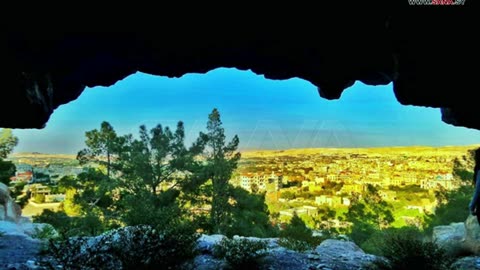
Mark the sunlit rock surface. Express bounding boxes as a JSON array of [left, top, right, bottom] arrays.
[[433, 221, 466, 254], [0, 182, 22, 222]]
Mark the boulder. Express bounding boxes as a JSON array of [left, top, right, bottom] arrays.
[[0, 182, 22, 223], [197, 234, 226, 253], [451, 256, 480, 270], [0, 219, 58, 240], [232, 235, 282, 250], [314, 239, 377, 270], [464, 215, 480, 254], [465, 215, 480, 241], [192, 255, 227, 270], [432, 222, 466, 255], [21, 222, 59, 239], [0, 220, 26, 236]]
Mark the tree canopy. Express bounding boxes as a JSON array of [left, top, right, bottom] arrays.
[[0, 129, 18, 185], [47, 108, 275, 238]]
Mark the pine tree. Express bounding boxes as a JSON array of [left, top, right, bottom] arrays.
[[202, 108, 241, 234], [77, 121, 122, 178], [0, 129, 18, 159], [0, 129, 18, 185]]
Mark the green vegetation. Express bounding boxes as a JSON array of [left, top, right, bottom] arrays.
[[31, 224, 58, 240], [34, 193, 46, 203], [423, 184, 472, 235], [343, 184, 394, 248], [367, 227, 454, 270], [278, 213, 322, 251], [203, 109, 241, 234], [0, 159, 15, 186], [10, 110, 480, 268], [222, 187, 278, 238], [0, 129, 18, 160], [423, 157, 474, 235], [0, 129, 17, 185], [33, 209, 105, 238], [34, 109, 276, 268], [46, 225, 198, 270], [213, 237, 268, 269]]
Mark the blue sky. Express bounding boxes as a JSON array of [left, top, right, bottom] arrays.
[[11, 68, 480, 154]]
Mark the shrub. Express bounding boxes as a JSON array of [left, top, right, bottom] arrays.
[[368, 228, 454, 270], [45, 236, 119, 270], [348, 222, 379, 248], [360, 227, 422, 255], [423, 185, 472, 235], [46, 224, 199, 270], [119, 191, 183, 231], [277, 238, 312, 252], [16, 194, 29, 208], [222, 187, 279, 238], [33, 209, 74, 238], [34, 193, 46, 203], [213, 237, 268, 269], [278, 213, 322, 251], [32, 224, 58, 240], [72, 210, 106, 237]]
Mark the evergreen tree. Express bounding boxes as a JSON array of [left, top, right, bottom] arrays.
[[0, 129, 18, 185], [0, 159, 16, 186], [343, 184, 394, 246], [77, 121, 122, 178], [118, 122, 204, 197], [0, 129, 18, 159], [281, 212, 313, 241], [423, 154, 475, 234], [116, 122, 206, 228], [224, 187, 277, 237], [202, 108, 241, 234]]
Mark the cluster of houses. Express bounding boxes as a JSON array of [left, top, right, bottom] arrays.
[[9, 163, 85, 204], [232, 149, 464, 227], [234, 171, 283, 193]]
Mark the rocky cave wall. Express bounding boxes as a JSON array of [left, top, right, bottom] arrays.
[[1, 5, 477, 130]]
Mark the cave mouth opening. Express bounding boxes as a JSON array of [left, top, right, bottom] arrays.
[[9, 68, 480, 155]]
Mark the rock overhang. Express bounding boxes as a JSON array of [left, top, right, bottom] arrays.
[[1, 4, 477, 130]]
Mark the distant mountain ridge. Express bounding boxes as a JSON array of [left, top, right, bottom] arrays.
[[10, 144, 480, 160], [240, 144, 480, 158], [8, 152, 77, 160]]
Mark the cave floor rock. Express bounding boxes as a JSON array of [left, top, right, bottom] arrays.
[[0, 235, 42, 270]]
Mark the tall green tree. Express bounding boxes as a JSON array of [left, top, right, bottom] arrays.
[[202, 108, 241, 234], [0, 129, 18, 185], [70, 169, 115, 211], [116, 122, 206, 228], [343, 184, 394, 246], [77, 121, 122, 178], [118, 122, 204, 197], [315, 206, 339, 238], [423, 154, 475, 234], [223, 187, 277, 237], [0, 159, 16, 185], [0, 129, 18, 159]]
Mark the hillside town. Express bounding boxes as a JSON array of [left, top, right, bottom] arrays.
[[230, 146, 472, 227], [5, 146, 474, 226]]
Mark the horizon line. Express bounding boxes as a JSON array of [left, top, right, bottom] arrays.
[[10, 143, 480, 156]]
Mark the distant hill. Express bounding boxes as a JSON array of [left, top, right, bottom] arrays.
[[240, 145, 480, 158], [9, 144, 480, 160], [10, 152, 77, 160], [7, 152, 79, 167]]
